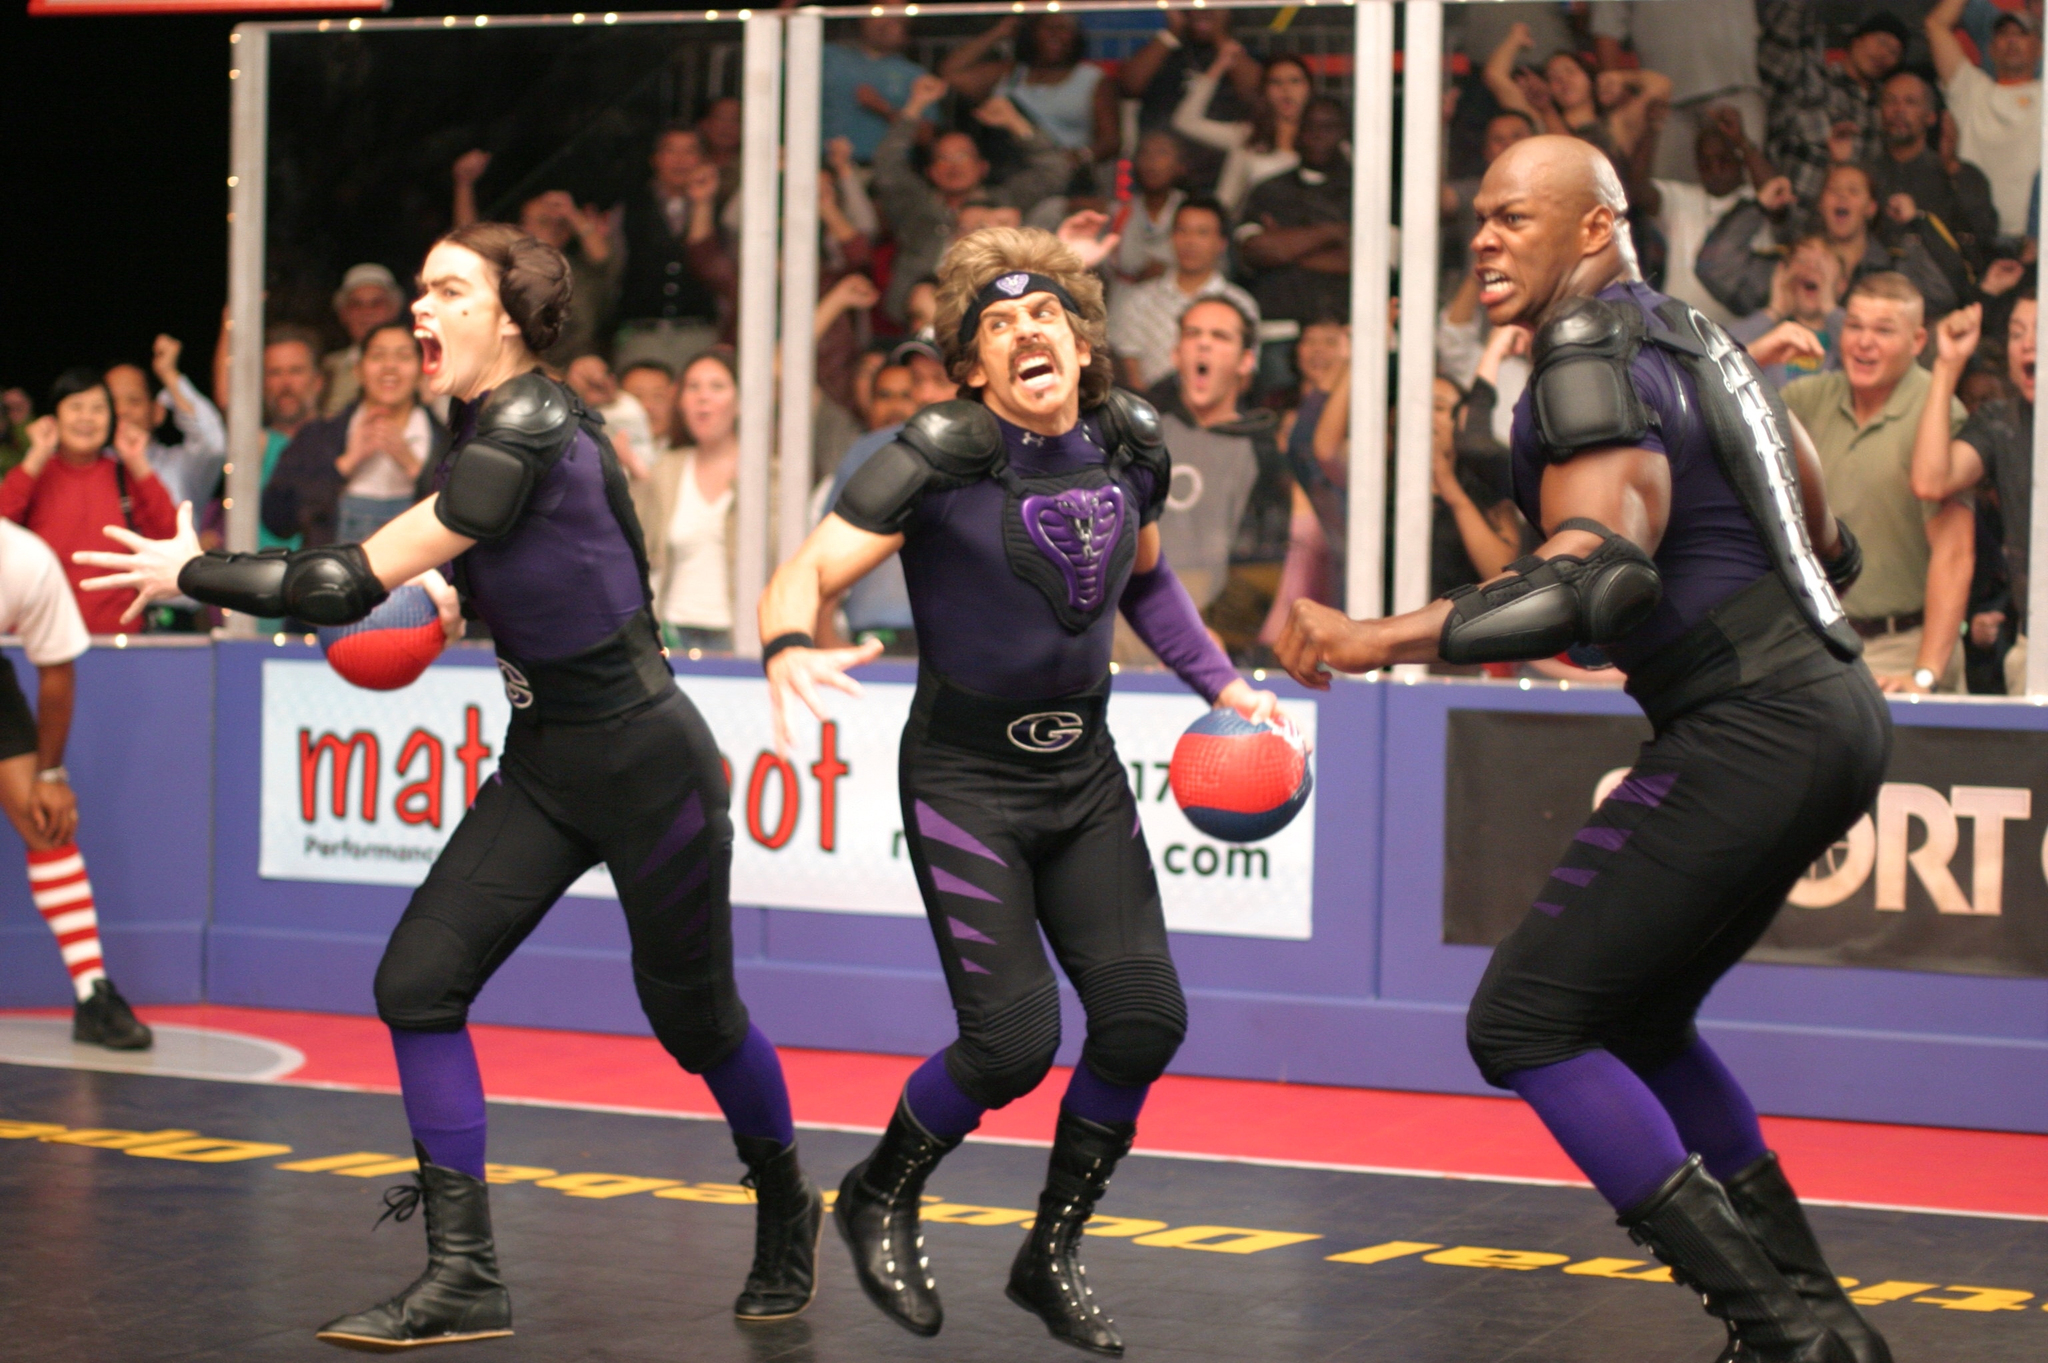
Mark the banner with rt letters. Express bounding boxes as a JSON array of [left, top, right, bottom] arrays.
[[259, 660, 1317, 940], [1442, 710, 2048, 977]]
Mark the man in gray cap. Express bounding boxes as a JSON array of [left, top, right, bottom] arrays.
[[320, 263, 407, 416]]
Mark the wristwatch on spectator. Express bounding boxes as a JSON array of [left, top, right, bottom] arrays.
[[36, 766, 68, 785], [1912, 667, 1937, 691]]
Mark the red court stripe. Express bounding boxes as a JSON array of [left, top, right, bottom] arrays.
[[8, 1004, 2045, 1220]]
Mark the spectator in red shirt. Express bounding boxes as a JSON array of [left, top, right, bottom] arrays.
[[4, 370, 176, 633]]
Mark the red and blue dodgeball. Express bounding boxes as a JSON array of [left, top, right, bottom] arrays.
[[317, 584, 445, 691], [1168, 710, 1312, 843]]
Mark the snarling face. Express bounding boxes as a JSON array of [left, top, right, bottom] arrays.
[[1173, 298, 1253, 420], [1471, 140, 1615, 329], [411, 242, 521, 401], [966, 290, 1090, 430]]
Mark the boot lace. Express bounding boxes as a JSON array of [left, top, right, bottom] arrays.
[[374, 1180, 424, 1229]]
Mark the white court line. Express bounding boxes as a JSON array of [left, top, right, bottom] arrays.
[[6, 1041, 2042, 1225]]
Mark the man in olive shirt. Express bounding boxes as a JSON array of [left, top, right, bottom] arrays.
[[1909, 294, 2037, 695], [1782, 272, 1971, 692]]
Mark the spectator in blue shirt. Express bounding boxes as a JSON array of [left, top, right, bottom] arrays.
[[822, 16, 934, 164]]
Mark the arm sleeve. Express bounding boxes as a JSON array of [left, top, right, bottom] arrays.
[[14, 534, 89, 667], [0, 465, 37, 525], [1170, 72, 1246, 152], [1119, 556, 1240, 703], [1693, 200, 1779, 317], [166, 375, 227, 461]]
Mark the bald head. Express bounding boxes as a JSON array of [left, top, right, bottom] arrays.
[[1470, 135, 1638, 328]]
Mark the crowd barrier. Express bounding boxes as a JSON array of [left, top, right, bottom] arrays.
[[2, 639, 2044, 1135]]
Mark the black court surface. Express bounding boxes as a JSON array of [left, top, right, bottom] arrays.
[[3, 1064, 2044, 1362]]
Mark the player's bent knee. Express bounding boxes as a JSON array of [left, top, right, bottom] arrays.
[[634, 967, 749, 1073], [948, 980, 1062, 1108], [373, 917, 479, 1031], [1075, 957, 1187, 1087]]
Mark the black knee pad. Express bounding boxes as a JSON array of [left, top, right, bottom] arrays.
[[634, 966, 750, 1073], [1465, 961, 1594, 1089], [374, 915, 479, 1031], [1075, 957, 1187, 1088], [945, 978, 1062, 1109]]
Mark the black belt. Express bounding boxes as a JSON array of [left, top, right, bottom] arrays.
[[1627, 573, 1840, 731], [914, 670, 1108, 763], [1848, 611, 1923, 639], [497, 610, 674, 724]]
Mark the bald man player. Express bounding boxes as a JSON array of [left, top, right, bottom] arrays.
[[1277, 137, 1891, 1363]]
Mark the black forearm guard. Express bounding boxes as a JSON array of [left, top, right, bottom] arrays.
[[1439, 519, 1662, 664], [178, 550, 289, 616], [1823, 518, 1862, 594], [177, 544, 388, 626]]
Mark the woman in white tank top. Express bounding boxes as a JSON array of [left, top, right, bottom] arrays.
[[632, 349, 739, 654], [940, 13, 1117, 176]]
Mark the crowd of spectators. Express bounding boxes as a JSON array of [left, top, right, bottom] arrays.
[[2, 3, 2040, 695]]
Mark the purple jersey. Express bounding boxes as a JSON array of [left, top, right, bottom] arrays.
[[899, 414, 1158, 699], [450, 422, 648, 662], [1509, 281, 1773, 673]]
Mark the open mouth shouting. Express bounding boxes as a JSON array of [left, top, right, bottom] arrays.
[[1012, 347, 1060, 396], [415, 328, 444, 377], [1478, 268, 1514, 309]]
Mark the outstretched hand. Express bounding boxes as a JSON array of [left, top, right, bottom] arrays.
[[1056, 210, 1121, 270], [765, 638, 885, 757], [71, 501, 203, 623]]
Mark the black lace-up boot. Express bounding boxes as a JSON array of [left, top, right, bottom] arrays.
[[835, 1097, 963, 1336], [1620, 1156, 1853, 1363], [1006, 1110, 1135, 1356], [1725, 1153, 1892, 1363], [315, 1148, 512, 1352], [732, 1135, 824, 1321], [73, 978, 151, 1050]]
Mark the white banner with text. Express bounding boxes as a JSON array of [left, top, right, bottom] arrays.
[[259, 660, 1317, 939]]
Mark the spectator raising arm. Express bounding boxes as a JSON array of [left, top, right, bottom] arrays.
[[938, 16, 1021, 105], [1483, 25, 1548, 131], [1911, 304, 1990, 500], [1925, 0, 1971, 85], [451, 149, 490, 229]]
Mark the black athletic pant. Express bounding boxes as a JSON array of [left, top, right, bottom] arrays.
[[374, 687, 749, 1073], [1467, 654, 1892, 1086], [900, 714, 1187, 1110]]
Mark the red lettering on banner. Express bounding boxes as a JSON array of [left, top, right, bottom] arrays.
[[746, 752, 800, 850], [810, 721, 848, 852], [395, 729, 446, 829], [300, 731, 379, 822], [456, 705, 492, 808]]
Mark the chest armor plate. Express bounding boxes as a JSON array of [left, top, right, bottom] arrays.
[[995, 463, 1139, 635]]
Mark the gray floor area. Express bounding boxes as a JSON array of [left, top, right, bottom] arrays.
[[0, 1017, 304, 1081]]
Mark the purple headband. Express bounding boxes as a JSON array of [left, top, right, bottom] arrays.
[[957, 270, 1081, 350]]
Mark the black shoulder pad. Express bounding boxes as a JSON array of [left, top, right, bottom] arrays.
[[834, 440, 934, 537], [473, 372, 578, 455], [1529, 296, 1651, 462], [897, 400, 1003, 481], [1095, 388, 1171, 522], [438, 373, 579, 542]]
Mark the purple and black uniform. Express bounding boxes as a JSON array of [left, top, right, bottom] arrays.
[[833, 401, 1240, 1138], [1468, 282, 1892, 1219], [374, 384, 794, 1189]]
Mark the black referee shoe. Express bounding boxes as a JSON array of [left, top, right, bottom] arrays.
[[73, 979, 153, 1051]]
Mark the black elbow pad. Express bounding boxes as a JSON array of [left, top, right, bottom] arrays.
[[178, 550, 289, 616], [1440, 519, 1662, 664], [280, 545, 388, 626], [436, 372, 578, 541]]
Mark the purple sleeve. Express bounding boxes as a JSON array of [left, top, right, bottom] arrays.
[[1119, 556, 1240, 704]]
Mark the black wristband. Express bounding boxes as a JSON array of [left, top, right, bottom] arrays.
[[761, 631, 814, 671]]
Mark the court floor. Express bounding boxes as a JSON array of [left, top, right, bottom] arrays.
[[4, 1049, 2045, 1363]]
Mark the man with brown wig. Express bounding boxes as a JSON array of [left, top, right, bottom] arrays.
[[759, 224, 1281, 1356]]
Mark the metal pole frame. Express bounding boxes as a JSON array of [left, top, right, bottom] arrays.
[[733, 12, 785, 658], [776, 8, 825, 575], [1391, 1, 1442, 640], [1346, 2, 1393, 621], [224, 26, 268, 640], [2028, 85, 2048, 696]]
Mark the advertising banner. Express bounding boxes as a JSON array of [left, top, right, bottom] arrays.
[[1442, 710, 2048, 977], [260, 660, 1317, 940]]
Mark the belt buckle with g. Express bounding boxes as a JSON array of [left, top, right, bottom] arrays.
[[1007, 711, 1085, 753]]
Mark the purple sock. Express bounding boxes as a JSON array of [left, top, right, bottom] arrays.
[[1640, 1039, 1768, 1182], [389, 1026, 488, 1181], [903, 1051, 986, 1140], [1506, 1050, 1691, 1213], [701, 1024, 796, 1147], [1061, 1062, 1149, 1127]]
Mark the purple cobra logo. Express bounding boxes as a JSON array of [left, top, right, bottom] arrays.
[[1020, 484, 1126, 614]]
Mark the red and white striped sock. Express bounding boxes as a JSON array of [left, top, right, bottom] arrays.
[[29, 845, 104, 1002]]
